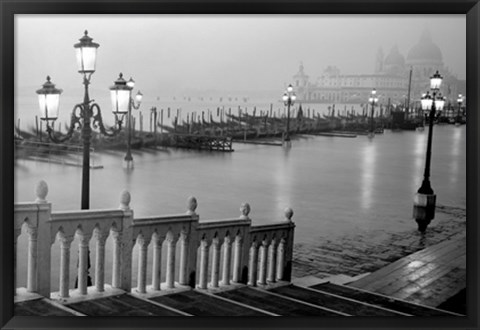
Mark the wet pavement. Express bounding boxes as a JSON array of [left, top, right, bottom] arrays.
[[292, 204, 466, 279]]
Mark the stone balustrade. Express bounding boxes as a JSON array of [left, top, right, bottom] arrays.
[[14, 181, 295, 300]]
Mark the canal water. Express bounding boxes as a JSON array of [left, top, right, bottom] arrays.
[[14, 125, 466, 290]]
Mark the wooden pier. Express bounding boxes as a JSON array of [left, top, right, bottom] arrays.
[[173, 133, 234, 152], [348, 235, 466, 308]]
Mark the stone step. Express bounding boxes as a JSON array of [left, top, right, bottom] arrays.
[[14, 298, 82, 316], [148, 289, 271, 316], [269, 284, 408, 316], [310, 282, 462, 316], [65, 293, 186, 316], [215, 286, 346, 316]]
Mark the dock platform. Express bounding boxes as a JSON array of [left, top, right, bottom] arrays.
[[347, 235, 466, 308]]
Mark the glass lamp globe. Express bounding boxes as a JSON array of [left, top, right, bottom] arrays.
[[36, 76, 63, 122]]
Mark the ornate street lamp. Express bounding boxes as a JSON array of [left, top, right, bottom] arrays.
[[413, 70, 444, 233], [36, 31, 125, 210], [150, 107, 158, 147], [282, 84, 296, 146], [110, 75, 142, 168], [368, 89, 378, 138], [455, 94, 464, 126]]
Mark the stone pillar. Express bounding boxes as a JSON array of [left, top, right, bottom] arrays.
[[267, 239, 278, 283], [137, 235, 150, 294], [119, 190, 134, 292], [26, 227, 38, 292], [14, 229, 21, 296], [35, 181, 53, 298], [258, 241, 268, 285], [276, 238, 286, 281], [111, 231, 122, 288], [210, 240, 221, 288], [165, 237, 176, 289], [283, 208, 295, 282], [232, 236, 242, 283], [94, 232, 107, 292], [78, 234, 92, 295], [247, 242, 259, 286], [152, 235, 163, 291], [198, 240, 210, 289], [59, 236, 74, 298], [178, 234, 189, 286], [222, 237, 232, 285]]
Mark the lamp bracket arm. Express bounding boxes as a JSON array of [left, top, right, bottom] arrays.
[[91, 103, 122, 137], [46, 104, 83, 143]]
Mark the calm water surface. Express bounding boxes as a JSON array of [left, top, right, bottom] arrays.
[[15, 125, 466, 289]]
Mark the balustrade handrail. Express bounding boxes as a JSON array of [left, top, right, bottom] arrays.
[[14, 181, 295, 301]]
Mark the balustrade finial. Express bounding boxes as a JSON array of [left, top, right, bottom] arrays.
[[35, 180, 48, 203], [119, 190, 131, 210], [186, 196, 198, 215], [284, 207, 294, 222], [240, 202, 251, 219]]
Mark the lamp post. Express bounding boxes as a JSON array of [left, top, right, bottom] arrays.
[[368, 89, 378, 138], [282, 84, 296, 146], [151, 107, 158, 147], [118, 76, 142, 169], [37, 31, 126, 210], [413, 70, 444, 233], [455, 94, 463, 126]]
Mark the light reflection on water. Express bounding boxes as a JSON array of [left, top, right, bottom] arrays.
[[14, 125, 466, 289]]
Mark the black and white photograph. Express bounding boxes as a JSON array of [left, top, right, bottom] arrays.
[[12, 13, 468, 318]]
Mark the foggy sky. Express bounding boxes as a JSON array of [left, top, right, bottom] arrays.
[[16, 14, 465, 104]]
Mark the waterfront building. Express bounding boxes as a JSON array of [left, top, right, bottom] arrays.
[[294, 29, 465, 109]]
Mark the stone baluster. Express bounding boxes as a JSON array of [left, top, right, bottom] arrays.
[[78, 234, 92, 295], [276, 238, 286, 281], [258, 240, 268, 285], [210, 239, 221, 288], [137, 234, 151, 294], [26, 227, 38, 292], [221, 236, 232, 286], [111, 230, 122, 288], [152, 234, 163, 291], [178, 233, 189, 286], [94, 231, 108, 292], [232, 236, 243, 283], [247, 241, 259, 286], [165, 236, 177, 289], [267, 238, 278, 283], [198, 239, 210, 289], [59, 235, 74, 298]]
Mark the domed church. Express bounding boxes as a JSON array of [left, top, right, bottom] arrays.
[[294, 29, 465, 107]]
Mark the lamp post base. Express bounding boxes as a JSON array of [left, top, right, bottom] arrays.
[[415, 219, 431, 233], [367, 132, 375, 139], [282, 139, 291, 148], [123, 159, 134, 170], [413, 192, 436, 233]]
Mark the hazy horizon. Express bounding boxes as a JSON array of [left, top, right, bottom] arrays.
[[15, 14, 466, 125]]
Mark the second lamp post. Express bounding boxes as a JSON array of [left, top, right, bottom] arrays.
[[110, 75, 143, 169], [413, 70, 445, 233], [282, 84, 296, 146], [368, 89, 378, 138]]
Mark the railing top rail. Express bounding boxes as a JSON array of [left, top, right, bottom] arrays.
[[250, 221, 295, 233], [132, 214, 196, 227], [15, 202, 50, 211], [50, 209, 125, 222], [197, 218, 251, 230]]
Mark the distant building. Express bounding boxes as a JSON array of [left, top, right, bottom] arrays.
[[294, 29, 465, 108]]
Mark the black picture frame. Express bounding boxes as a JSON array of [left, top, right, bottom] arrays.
[[1, 0, 479, 329]]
